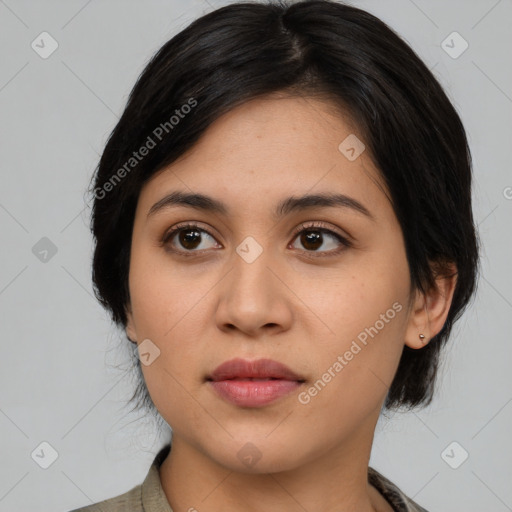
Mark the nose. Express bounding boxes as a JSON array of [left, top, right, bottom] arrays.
[[214, 244, 293, 337]]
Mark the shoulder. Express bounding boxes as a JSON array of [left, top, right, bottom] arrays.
[[66, 483, 142, 511], [368, 466, 430, 512], [66, 444, 172, 512]]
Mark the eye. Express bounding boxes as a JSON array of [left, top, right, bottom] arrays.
[[289, 221, 351, 256], [162, 223, 221, 255], [161, 221, 351, 257]]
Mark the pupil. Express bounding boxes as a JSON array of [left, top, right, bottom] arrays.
[[301, 231, 322, 250], [180, 229, 201, 249]]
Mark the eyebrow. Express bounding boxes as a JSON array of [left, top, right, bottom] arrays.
[[147, 190, 375, 222]]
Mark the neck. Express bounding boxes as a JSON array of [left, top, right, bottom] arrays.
[[159, 417, 392, 512]]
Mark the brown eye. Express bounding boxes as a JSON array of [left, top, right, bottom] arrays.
[[161, 221, 351, 258], [162, 223, 220, 254], [290, 222, 351, 256], [176, 228, 203, 250], [298, 230, 323, 251]]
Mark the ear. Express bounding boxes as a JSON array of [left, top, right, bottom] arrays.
[[404, 262, 458, 349], [125, 303, 138, 343]]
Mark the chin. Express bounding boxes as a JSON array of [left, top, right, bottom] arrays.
[[207, 437, 306, 475]]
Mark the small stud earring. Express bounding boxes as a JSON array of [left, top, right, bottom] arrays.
[[419, 333, 426, 342]]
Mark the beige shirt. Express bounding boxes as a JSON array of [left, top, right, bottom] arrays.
[[68, 444, 428, 512]]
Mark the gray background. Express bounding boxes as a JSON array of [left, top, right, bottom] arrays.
[[0, 0, 511, 510]]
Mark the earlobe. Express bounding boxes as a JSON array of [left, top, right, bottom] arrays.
[[404, 263, 457, 350]]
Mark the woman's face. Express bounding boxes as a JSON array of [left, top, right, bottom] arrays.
[[126, 95, 422, 473]]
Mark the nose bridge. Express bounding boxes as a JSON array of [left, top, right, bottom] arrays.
[[215, 237, 290, 334], [230, 237, 278, 305]]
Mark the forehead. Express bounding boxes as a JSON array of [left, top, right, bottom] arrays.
[[137, 95, 388, 219]]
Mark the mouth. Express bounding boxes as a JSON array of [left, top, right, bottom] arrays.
[[206, 358, 306, 408]]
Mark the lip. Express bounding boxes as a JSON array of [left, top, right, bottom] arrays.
[[207, 358, 305, 408]]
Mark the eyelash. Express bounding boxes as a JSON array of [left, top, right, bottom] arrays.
[[161, 221, 352, 258]]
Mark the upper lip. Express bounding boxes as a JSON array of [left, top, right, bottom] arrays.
[[207, 358, 305, 382]]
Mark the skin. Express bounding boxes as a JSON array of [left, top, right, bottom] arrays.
[[125, 94, 457, 512]]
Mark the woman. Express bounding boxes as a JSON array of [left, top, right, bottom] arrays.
[[70, 0, 479, 510]]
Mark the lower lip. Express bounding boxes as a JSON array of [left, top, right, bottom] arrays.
[[209, 379, 302, 407]]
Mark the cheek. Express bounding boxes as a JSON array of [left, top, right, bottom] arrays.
[[128, 251, 210, 417], [297, 251, 410, 411], [296, 307, 406, 438], [130, 265, 208, 372], [303, 252, 410, 348], [128, 243, 210, 336]]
